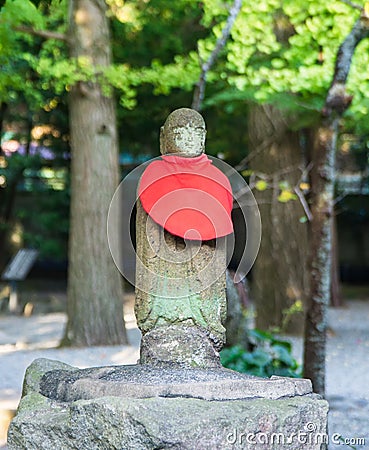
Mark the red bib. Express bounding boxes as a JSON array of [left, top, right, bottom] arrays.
[[138, 154, 233, 240]]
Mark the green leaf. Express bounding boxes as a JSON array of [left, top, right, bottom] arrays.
[[255, 179, 268, 191], [241, 169, 254, 177], [271, 58, 285, 69], [244, 349, 273, 367], [272, 344, 295, 366], [278, 190, 297, 202], [278, 180, 290, 190], [248, 328, 274, 342]]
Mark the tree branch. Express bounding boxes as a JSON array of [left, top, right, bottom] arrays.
[[14, 25, 67, 42], [324, 15, 369, 115], [192, 0, 243, 111], [235, 133, 277, 171], [294, 185, 313, 221], [339, 0, 363, 11]]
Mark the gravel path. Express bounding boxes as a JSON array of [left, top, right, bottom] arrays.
[[287, 300, 369, 449], [1, 300, 369, 449]]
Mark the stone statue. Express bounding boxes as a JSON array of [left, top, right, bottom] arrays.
[[135, 108, 233, 368]]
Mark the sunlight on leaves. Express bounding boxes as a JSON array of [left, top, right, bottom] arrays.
[[278, 190, 297, 202]]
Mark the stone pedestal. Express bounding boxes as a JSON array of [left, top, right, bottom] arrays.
[[8, 358, 329, 450]]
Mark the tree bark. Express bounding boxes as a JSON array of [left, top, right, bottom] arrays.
[[63, 0, 127, 346], [248, 104, 309, 335], [330, 215, 342, 307]]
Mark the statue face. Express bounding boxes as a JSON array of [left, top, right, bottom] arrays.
[[171, 124, 206, 155], [160, 108, 206, 156]]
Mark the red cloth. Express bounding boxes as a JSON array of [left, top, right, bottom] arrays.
[[138, 154, 233, 240]]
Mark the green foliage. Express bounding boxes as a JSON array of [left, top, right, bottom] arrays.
[[103, 57, 199, 109], [0, 1, 68, 113], [107, 0, 208, 155], [0, 153, 40, 187], [0, 145, 69, 260], [220, 329, 301, 378], [198, 0, 369, 133], [278, 189, 297, 203], [226, 0, 355, 101], [255, 179, 268, 191], [0, 0, 44, 35], [281, 300, 304, 332], [19, 188, 69, 260], [3, 0, 369, 135], [25, 0, 203, 110], [0, 0, 43, 99]]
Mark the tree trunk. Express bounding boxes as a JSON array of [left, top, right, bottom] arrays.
[[330, 215, 342, 307], [303, 14, 369, 396], [248, 104, 309, 335], [303, 122, 337, 395], [63, 0, 127, 346]]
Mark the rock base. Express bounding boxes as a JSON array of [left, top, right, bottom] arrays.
[[139, 325, 223, 368], [8, 358, 329, 450]]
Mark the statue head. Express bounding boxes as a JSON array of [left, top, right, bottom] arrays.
[[160, 108, 206, 156]]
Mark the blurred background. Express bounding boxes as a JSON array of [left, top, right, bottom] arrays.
[[0, 0, 369, 446]]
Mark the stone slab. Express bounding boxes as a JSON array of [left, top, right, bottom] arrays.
[[37, 359, 312, 402], [7, 358, 329, 450]]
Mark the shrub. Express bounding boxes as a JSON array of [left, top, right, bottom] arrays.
[[220, 329, 301, 378]]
